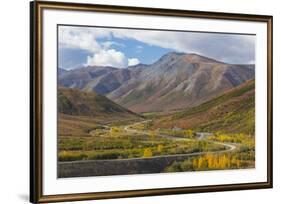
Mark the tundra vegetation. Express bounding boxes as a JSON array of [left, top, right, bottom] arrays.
[[58, 120, 226, 162], [58, 61, 255, 172], [164, 133, 255, 172], [58, 114, 255, 172]]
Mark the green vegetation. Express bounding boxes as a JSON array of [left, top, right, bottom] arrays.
[[152, 79, 255, 135], [164, 132, 255, 172], [58, 125, 225, 161], [195, 101, 255, 134], [173, 80, 254, 119], [164, 153, 253, 172], [58, 82, 255, 173]]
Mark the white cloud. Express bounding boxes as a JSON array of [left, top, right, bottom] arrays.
[[112, 29, 255, 64], [59, 26, 255, 68], [86, 50, 140, 68], [59, 26, 141, 68], [128, 58, 140, 66], [59, 26, 111, 52], [102, 41, 125, 49], [59, 26, 128, 68], [86, 49, 128, 68]]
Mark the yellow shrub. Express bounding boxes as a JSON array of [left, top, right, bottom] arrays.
[[157, 144, 164, 152], [143, 148, 153, 158]]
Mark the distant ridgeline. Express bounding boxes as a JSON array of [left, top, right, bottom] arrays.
[[58, 52, 254, 113]]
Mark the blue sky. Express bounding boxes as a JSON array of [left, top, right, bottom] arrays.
[[58, 26, 255, 70], [103, 37, 173, 64]]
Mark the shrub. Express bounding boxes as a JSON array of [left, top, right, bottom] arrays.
[[143, 148, 153, 158], [58, 151, 88, 161]]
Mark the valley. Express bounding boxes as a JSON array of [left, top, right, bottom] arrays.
[[58, 52, 255, 177]]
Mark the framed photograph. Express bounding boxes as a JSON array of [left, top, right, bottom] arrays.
[[30, 1, 273, 203]]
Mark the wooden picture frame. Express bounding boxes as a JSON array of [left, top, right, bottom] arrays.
[[30, 1, 273, 203]]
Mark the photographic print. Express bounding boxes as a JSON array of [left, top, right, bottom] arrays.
[[30, 2, 272, 202], [57, 25, 256, 178]]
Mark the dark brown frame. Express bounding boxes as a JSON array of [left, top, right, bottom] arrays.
[[30, 1, 273, 203]]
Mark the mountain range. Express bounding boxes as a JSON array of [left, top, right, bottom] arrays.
[[58, 52, 255, 113]]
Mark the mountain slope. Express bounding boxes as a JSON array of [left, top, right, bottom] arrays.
[[108, 52, 254, 112], [152, 79, 255, 134], [59, 52, 255, 113], [58, 66, 118, 91], [58, 87, 140, 119]]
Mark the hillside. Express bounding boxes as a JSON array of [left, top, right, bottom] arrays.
[[58, 87, 140, 118], [58, 52, 255, 113], [58, 87, 142, 137], [58, 66, 118, 91], [151, 79, 255, 134]]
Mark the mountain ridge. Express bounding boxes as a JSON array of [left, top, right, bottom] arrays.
[[58, 87, 140, 119], [58, 52, 255, 113]]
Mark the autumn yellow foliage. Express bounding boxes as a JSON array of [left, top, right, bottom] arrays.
[[157, 144, 164, 152], [184, 129, 194, 137], [193, 153, 240, 170], [143, 148, 153, 158]]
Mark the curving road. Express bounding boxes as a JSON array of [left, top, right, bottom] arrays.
[[122, 120, 237, 160], [87, 120, 237, 161], [59, 120, 238, 177]]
